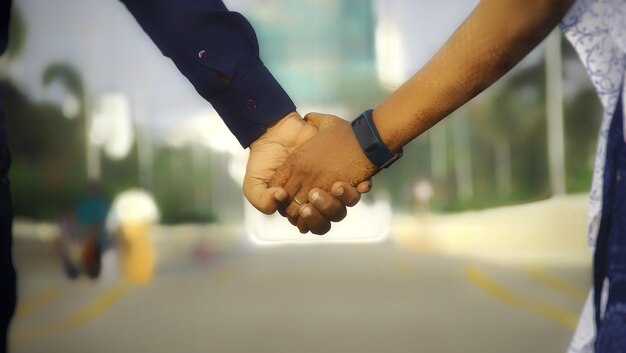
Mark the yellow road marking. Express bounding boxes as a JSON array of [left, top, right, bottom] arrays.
[[14, 285, 61, 320], [526, 266, 588, 301], [465, 266, 578, 329], [10, 281, 133, 344]]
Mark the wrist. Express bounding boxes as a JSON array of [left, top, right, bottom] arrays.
[[266, 111, 303, 132], [250, 111, 304, 148], [371, 107, 403, 153]]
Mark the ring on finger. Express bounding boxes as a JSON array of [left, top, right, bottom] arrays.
[[292, 196, 303, 206]]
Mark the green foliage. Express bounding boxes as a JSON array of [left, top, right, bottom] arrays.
[[4, 6, 25, 60], [151, 145, 217, 224], [564, 88, 601, 193], [1, 78, 87, 218]]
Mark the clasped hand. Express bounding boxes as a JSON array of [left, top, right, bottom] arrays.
[[243, 112, 377, 235], [269, 112, 378, 234]]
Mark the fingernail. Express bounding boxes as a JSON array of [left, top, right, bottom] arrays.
[[310, 191, 320, 202], [274, 191, 287, 201], [301, 207, 311, 218], [334, 187, 344, 196]]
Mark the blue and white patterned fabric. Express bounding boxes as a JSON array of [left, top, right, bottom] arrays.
[[560, 0, 626, 352], [561, 0, 626, 249]]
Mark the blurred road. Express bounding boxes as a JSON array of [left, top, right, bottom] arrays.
[[10, 225, 589, 353]]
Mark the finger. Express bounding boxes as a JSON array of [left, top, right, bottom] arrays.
[[308, 188, 347, 222], [284, 210, 298, 226], [243, 183, 290, 215], [357, 179, 372, 193], [295, 214, 310, 234], [330, 182, 361, 207], [300, 204, 331, 235], [282, 179, 309, 222], [268, 162, 292, 189], [278, 203, 299, 226], [302, 112, 324, 128]]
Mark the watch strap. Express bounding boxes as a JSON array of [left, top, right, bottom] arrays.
[[351, 109, 403, 169]]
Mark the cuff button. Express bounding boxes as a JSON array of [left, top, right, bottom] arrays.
[[246, 99, 257, 111]]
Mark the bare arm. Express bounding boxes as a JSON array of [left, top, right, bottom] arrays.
[[272, 0, 576, 233], [374, 0, 575, 152]]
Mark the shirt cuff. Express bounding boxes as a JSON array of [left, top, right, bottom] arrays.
[[209, 64, 296, 148]]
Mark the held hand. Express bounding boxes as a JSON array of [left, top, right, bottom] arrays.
[[243, 112, 371, 230], [244, 112, 315, 214], [270, 112, 378, 233], [294, 181, 372, 234]]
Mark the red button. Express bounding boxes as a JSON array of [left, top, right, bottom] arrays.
[[198, 50, 208, 59], [247, 99, 257, 110]]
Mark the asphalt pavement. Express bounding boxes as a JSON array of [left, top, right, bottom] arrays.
[[9, 228, 590, 353]]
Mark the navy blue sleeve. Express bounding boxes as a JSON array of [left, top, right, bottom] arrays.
[[0, 0, 11, 55], [119, 0, 296, 148]]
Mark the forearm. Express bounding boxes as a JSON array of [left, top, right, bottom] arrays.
[[373, 0, 575, 152]]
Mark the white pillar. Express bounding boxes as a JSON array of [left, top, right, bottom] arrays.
[[545, 29, 566, 196]]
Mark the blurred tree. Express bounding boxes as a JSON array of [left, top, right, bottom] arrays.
[[151, 145, 216, 224], [470, 59, 549, 202], [1, 80, 82, 167], [3, 6, 25, 60], [42, 63, 86, 118], [563, 87, 601, 192], [1, 79, 86, 218], [561, 41, 602, 193]]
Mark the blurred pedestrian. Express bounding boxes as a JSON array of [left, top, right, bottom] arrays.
[[74, 182, 110, 278]]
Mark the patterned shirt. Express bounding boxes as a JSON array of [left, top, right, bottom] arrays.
[[560, 0, 626, 351]]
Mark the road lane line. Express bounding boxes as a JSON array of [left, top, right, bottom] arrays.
[[14, 284, 61, 320], [10, 281, 133, 344], [525, 266, 588, 302], [465, 266, 578, 329]]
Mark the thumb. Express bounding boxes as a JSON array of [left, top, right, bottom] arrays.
[[303, 112, 326, 128], [242, 178, 290, 215], [304, 112, 339, 131], [243, 162, 293, 215], [243, 162, 292, 214]]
